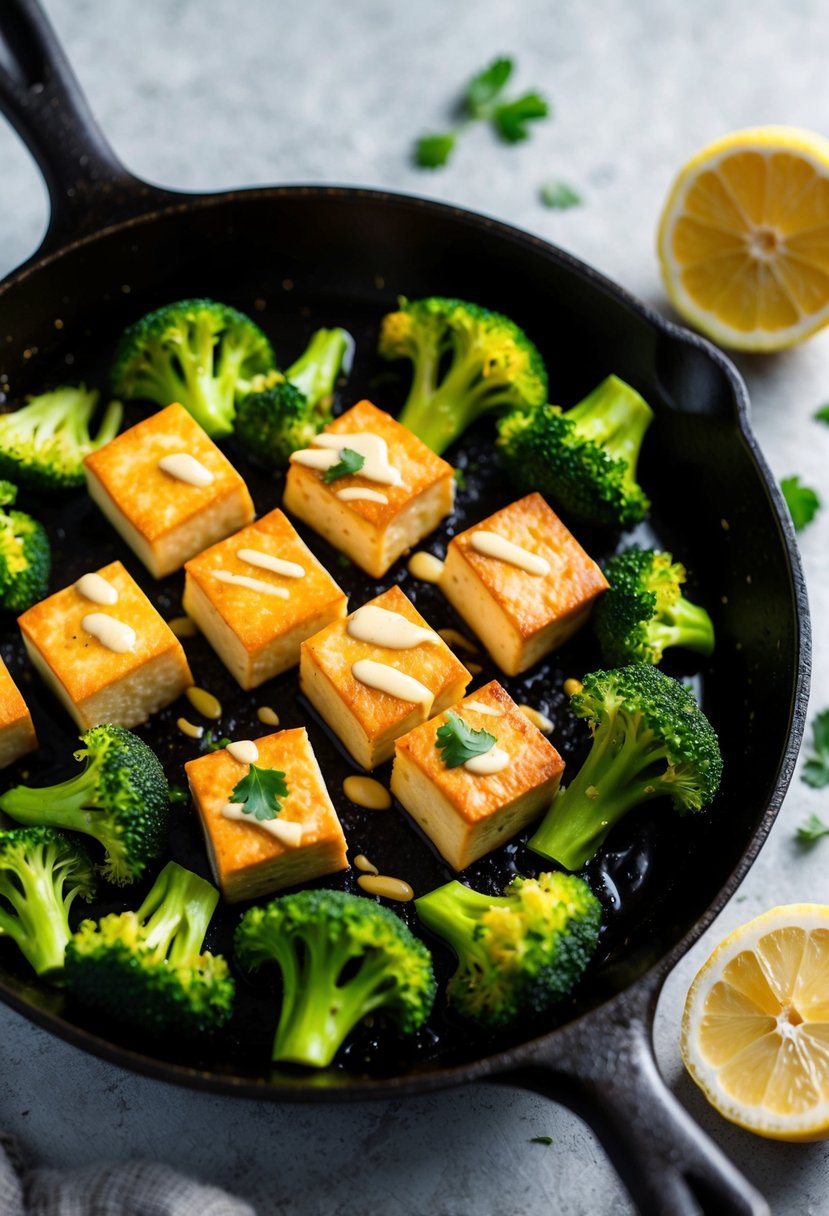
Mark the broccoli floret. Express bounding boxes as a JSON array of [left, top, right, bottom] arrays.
[[415, 872, 601, 1029], [378, 296, 547, 454], [111, 298, 275, 438], [234, 327, 354, 470], [0, 725, 169, 885], [497, 374, 653, 528], [64, 861, 234, 1037], [528, 665, 723, 871], [0, 386, 122, 492], [235, 888, 436, 1068], [594, 547, 715, 666], [0, 827, 95, 978], [0, 481, 50, 611]]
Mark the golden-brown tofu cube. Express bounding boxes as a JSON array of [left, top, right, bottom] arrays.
[[391, 680, 564, 870], [17, 560, 193, 730], [185, 727, 348, 902], [84, 402, 254, 578], [0, 657, 37, 768], [440, 492, 608, 675], [299, 584, 471, 770], [283, 399, 454, 578], [183, 508, 347, 690]]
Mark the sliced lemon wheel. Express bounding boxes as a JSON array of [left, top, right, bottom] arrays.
[[681, 905, 829, 1140], [658, 127, 829, 351]]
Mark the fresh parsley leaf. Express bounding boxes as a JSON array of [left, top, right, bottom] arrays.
[[801, 709, 829, 788], [781, 476, 820, 532], [796, 813, 829, 845], [540, 179, 582, 210], [436, 711, 496, 768], [530, 1136, 553, 1146], [203, 730, 232, 753], [493, 92, 550, 142], [230, 763, 289, 822], [814, 403, 829, 425], [323, 447, 365, 483], [168, 785, 189, 803], [415, 132, 457, 169], [465, 56, 513, 117]]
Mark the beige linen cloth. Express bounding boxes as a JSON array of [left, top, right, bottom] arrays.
[[0, 1134, 256, 1216]]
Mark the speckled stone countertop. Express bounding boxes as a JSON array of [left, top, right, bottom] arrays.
[[0, 1, 828, 1212]]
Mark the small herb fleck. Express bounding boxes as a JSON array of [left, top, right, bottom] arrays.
[[797, 813, 829, 846], [204, 730, 232, 753], [453, 467, 468, 490], [230, 764, 289, 822], [814, 403, 829, 425], [780, 476, 820, 532], [436, 711, 496, 768], [530, 1135, 553, 1145], [323, 447, 365, 483], [168, 785, 189, 803], [415, 132, 457, 169], [802, 709, 829, 788], [540, 179, 582, 210]]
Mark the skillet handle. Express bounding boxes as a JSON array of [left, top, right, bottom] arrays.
[[0, 0, 178, 253], [495, 984, 769, 1216]]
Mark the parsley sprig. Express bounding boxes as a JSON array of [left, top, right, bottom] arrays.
[[796, 813, 829, 846], [780, 475, 820, 532], [230, 764, 289, 821], [323, 447, 365, 483], [415, 57, 550, 169], [436, 711, 496, 768], [801, 709, 829, 788]]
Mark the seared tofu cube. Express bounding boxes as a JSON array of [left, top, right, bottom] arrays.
[[185, 727, 348, 902], [18, 560, 192, 730], [300, 584, 470, 770], [440, 492, 608, 675], [0, 657, 37, 768], [183, 508, 347, 690], [84, 402, 254, 578], [392, 680, 564, 870], [283, 399, 454, 577]]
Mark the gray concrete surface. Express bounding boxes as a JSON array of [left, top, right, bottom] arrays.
[[1, 0, 829, 1211]]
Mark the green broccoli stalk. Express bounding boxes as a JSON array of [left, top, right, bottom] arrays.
[[64, 861, 234, 1036], [378, 296, 547, 454], [111, 298, 275, 438], [415, 872, 601, 1029], [0, 827, 95, 978], [0, 480, 50, 611], [497, 374, 653, 528], [594, 547, 715, 666], [0, 386, 122, 492], [528, 665, 723, 871], [0, 725, 169, 885], [235, 889, 436, 1068], [234, 327, 354, 470]]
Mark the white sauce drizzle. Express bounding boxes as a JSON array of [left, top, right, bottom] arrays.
[[238, 548, 305, 579], [347, 605, 439, 650], [158, 453, 215, 487], [81, 613, 136, 654], [291, 432, 402, 486], [226, 739, 259, 765], [464, 746, 510, 775], [213, 570, 289, 599], [463, 699, 503, 717], [470, 531, 550, 576], [220, 803, 303, 847], [75, 572, 118, 606], [351, 659, 432, 706], [336, 488, 389, 504]]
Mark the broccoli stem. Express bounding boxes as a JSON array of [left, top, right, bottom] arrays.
[[285, 328, 353, 408], [398, 352, 499, 454], [0, 844, 74, 975], [136, 862, 219, 964], [567, 375, 653, 485], [416, 881, 511, 967], [272, 928, 393, 1067], [528, 708, 669, 870], [651, 596, 715, 657]]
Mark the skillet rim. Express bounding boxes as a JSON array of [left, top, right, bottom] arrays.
[[0, 182, 811, 1100]]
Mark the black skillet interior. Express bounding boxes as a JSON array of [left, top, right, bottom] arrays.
[[0, 190, 802, 1088]]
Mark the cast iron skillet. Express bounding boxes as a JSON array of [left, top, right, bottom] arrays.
[[0, 2, 810, 1213]]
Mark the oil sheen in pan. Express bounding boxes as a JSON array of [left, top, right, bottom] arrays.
[[0, 295, 713, 1079]]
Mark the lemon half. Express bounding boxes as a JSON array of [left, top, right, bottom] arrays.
[[658, 127, 829, 351], [681, 904, 829, 1141]]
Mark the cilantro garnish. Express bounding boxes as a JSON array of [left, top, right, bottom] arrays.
[[796, 813, 829, 846], [323, 447, 365, 483], [414, 56, 549, 170], [230, 763, 289, 822], [802, 709, 829, 788], [436, 711, 496, 768], [540, 179, 582, 210], [781, 476, 820, 531]]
